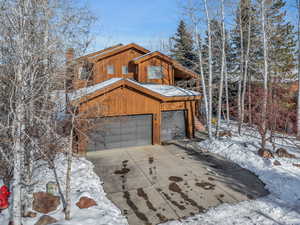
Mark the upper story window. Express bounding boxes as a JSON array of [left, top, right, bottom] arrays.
[[107, 65, 114, 74], [148, 66, 163, 79], [122, 65, 128, 74], [79, 65, 91, 80]]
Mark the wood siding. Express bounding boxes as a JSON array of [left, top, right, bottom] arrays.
[[137, 57, 174, 85], [75, 86, 197, 155]]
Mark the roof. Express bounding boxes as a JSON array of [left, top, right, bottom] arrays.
[[131, 51, 198, 79], [69, 78, 201, 105], [79, 43, 150, 63]]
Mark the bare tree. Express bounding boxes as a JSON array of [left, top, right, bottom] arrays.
[[0, 0, 95, 224], [204, 0, 213, 139], [261, 0, 269, 149], [297, 0, 300, 139], [216, 0, 226, 137]]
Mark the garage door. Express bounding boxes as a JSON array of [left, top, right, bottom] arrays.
[[161, 110, 186, 142], [86, 115, 152, 151]]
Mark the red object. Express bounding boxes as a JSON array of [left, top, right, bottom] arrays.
[[0, 185, 10, 209]]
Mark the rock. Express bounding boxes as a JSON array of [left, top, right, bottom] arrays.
[[32, 192, 60, 214], [219, 131, 232, 138], [258, 148, 274, 158], [273, 160, 281, 166], [276, 148, 296, 158], [76, 196, 97, 209], [35, 215, 58, 225], [293, 163, 300, 168], [23, 211, 37, 218]]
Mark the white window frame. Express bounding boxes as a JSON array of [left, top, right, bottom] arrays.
[[147, 66, 163, 79], [107, 65, 114, 74], [122, 65, 128, 74]]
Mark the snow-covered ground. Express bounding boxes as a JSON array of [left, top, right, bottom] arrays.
[[163, 124, 300, 225], [1, 123, 300, 225], [0, 154, 128, 225]]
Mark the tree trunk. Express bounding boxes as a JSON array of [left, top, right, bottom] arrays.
[[261, 0, 268, 149], [216, 0, 226, 137], [238, 3, 244, 135], [204, 0, 213, 139], [297, 0, 300, 139], [241, 5, 251, 128]]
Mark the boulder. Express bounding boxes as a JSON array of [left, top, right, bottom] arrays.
[[76, 196, 97, 209], [32, 192, 60, 214], [273, 160, 281, 166], [276, 148, 296, 158], [258, 148, 273, 158], [219, 131, 232, 138], [35, 215, 58, 225], [293, 163, 300, 168], [23, 211, 37, 218]]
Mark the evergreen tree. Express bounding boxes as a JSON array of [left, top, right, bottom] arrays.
[[170, 20, 198, 70], [266, 0, 296, 80]]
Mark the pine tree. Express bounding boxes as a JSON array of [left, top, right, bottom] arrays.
[[266, 0, 296, 81], [170, 20, 198, 70]]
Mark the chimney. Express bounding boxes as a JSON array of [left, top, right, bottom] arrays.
[[66, 48, 74, 63]]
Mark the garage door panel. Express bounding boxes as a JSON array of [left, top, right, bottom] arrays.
[[161, 110, 186, 142], [87, 114, 152, 151]]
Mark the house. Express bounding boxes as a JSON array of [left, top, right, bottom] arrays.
[[66, 43, 201, 155]]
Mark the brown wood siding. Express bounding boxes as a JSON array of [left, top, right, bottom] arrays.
[[93, 48, 143, 84], [76, 86, 162, 155], [138, 57, 173, 85]]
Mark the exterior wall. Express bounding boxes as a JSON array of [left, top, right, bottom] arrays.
[[138, 57, 174, 85], [76, 86, 161, 155], [75, 86, 197, 155], [73, 48, 144, 89]]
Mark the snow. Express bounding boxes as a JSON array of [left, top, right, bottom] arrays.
[[0, 154, 128, 225], [68, 78, 200, 101], [162, 124, 300, 225], [69, 78, 123, 101]]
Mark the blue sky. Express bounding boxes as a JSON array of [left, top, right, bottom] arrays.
[[85, 0, 297, 53], [86, 0, 182, 52]]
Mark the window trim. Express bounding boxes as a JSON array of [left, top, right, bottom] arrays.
[[147, 65, 163, 79], [107, 65, 115, 75], [122, 65, 128, 74]]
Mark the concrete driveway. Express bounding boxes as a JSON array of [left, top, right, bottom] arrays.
[[88, 144, 268, 225]]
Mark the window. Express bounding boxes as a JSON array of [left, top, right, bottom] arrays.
[[148, 66, 163, 79], [79, 66, 90, 80], [107, 65, 114, 74], [122, 65, 128, 74]]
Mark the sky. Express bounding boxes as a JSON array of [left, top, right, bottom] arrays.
[[85, 0, 297, 53], [86, 0, 182, 52]]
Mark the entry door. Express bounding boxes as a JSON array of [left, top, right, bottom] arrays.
[[161, 110, 186, 142], [87, 115, 152, 151]]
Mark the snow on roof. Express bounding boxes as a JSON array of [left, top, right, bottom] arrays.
[[128, 79, 200, 97], [69, 78, 122, 101], [90, 45, 125, 59], [68, 78, 200, 101], [132, 51, 155, 61]]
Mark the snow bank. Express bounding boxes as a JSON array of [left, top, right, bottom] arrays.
[[0, 154, 128, 225], [162, 128, 300, 225]]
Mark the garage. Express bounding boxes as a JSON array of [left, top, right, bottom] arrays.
[[161, 110, 186, 142], [86, 114, 153, 151]]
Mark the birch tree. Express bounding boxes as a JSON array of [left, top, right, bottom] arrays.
[[296, 0, 300, 139], [204, 0, 213, 139], [261, 0, 269, 149], [216, 0, 226, 137], [0, 0, 95, 223]]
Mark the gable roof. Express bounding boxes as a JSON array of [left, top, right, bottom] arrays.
[[69, 78, 201, 105], [76, 44, 123, 62], [131, 51, 198, 79], [88, 43, 150, 62]]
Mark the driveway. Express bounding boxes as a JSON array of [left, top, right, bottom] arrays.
[[88, 144, 268, 225]]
